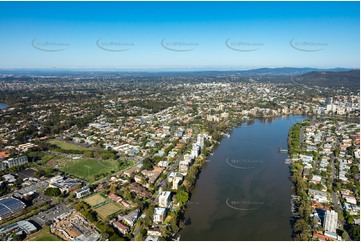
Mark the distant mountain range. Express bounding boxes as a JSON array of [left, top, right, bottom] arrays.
[[292, 70, 360, 90], [236, 67, 354, 76], [0, 67, 355, 76]]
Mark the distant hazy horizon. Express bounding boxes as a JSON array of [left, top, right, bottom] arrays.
[[0, 65, 359, 72], [0, 66, 358, 73]]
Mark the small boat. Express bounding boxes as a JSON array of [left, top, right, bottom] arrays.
[[278, 147, 288, 153]]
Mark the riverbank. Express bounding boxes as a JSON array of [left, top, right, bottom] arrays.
[[287, 120, 311, 240]]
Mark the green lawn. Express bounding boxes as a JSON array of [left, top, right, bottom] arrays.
[[40, 152, 55, 161], [26, 151, 55, 163], [59, 158, 119, 182], [27, 226, 61, 241], [95, 202, 122, 220], [49, 139, 91, 151]]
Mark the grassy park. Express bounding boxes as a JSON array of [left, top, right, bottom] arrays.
[[26, 226, 61, 241], [48, 139, 91, 151], [56, 158, 119, 182]]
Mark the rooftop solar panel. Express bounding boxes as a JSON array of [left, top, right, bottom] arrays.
[[0, 197, 26, 220]]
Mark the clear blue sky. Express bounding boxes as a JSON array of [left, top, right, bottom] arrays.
[[0, 1, 359, 70]]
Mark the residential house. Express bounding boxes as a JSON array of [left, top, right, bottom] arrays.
[[113, 221, 129, 235], [310, 175, 322, 184], [323, 210, 338, 233], [108, 193, 122, 203], [158, 191, 171, 208], [118, 209, 140, 227], [134, 175, 144, 184], [308, 189, 329, 203], [179, 160, 189, 175], [172, 175, 183, 190], [153, 207, 167, 223]]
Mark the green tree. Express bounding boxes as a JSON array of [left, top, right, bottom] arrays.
[[176, 190, 189, 206], [294, 219, 310, 234], [349, 225, 360, 241], [44, 187, 62, 196], [143, 157, 153, 170]]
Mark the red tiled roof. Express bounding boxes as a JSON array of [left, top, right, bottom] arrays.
[[108, 193, 122, 202], [313, 232, 332, 241], [114, 221, 129, 231], [0, 152, 10, 158]]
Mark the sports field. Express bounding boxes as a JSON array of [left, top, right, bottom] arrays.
[[57, 158, 119, 182], [84, 194, 107, 206], [84, 193, 122, 220], [49, 139, 91, 151], [95, 203, 121, 220]]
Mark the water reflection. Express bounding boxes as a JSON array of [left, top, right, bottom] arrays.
[[180, 116, 307, 241]]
